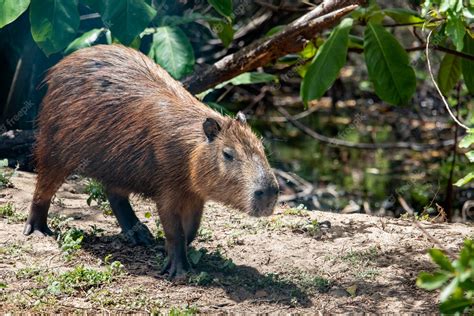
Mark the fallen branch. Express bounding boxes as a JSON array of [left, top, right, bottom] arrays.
[[183, 0, 365, 94], [276, 106, 456, 150]]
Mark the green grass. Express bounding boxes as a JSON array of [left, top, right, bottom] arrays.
[[0, 202, 27, 223], [46, 261, 124, 295]]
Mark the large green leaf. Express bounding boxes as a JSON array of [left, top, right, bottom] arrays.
[[64, 28, 105, 54], [0, 0, 30, 28], [462, 34, 474, 94], [459, 131, 474, 148], [208, 0, 232, 19], [91, 0, 156, 45], [438, 53, 461, 95], [454, 172, 474, 187], [429, 249, 455, 272], [364, 22, 416, 105], [148, 26, 194, 79], [446, 11, 466, 51], [440, 298, 473, 314], [301, 18, 353, 103], [416, 272, 451, 290], [30, 0, 80, 55]]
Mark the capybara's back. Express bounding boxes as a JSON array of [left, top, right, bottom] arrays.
[[25, 44, 278, 277]]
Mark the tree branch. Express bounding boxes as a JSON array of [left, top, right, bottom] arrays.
[[182, 0, 365, 94], [276, 106, 456, 151]]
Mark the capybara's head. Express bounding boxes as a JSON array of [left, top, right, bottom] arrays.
[[191, 112, 279, 216]]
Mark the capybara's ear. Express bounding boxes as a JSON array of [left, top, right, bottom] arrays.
[[203, 118, 221, 142], [235, 111, 247, 124]]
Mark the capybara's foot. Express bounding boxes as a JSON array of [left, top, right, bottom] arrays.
[[122, 222, 155, 246], [23, 220, 53, 236], [160, 255, 189, 279]]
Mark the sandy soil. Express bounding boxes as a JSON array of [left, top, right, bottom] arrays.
[[0, 170, 472, 313]]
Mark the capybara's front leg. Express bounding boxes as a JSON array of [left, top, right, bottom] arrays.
[[158, 210, 189, 278]]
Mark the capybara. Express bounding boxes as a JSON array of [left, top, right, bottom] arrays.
[[24, 44, 279, 277]]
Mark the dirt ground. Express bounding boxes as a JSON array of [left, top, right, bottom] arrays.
[[0, 170, 472, 313]]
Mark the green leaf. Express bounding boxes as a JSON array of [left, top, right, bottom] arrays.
[[440, 298, 473, 314], [209, 20, 234, 47], [301, 18, 353, 103], [98, 0, 156, 45], [454, 172, 474, 187], [208, 0, 232, 19], [429, 249, 455, 272], [265, 25, 284, 37], [197, 72, 276, 99], [462, 34, 474, 94], [144, 211, 151, 219], [466, 151, 474, 163], [148, 26, 194, 79], [64, 28, 104, 54], [416, 272, 451, 290], [188, 248, 203, 265], [224, 72, 277, 86], [440, 277, 459, 302], [438, 53, 461, 95], [383, 8, 424, 24], [445, 11, 466, 51], [0, 0, 30, 28], [459, 131, 474, 148], [364, 22, 416, 105], [30, 0, 80, 55]]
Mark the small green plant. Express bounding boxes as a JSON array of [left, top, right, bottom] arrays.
[[47, 261, 124, 295], [0, 202, 14, 217], [188, 272, 213, 286], [168, 306, 199, 316], [417, 239, 474, 314], [284, 204, 308, 216], [57, 227, 84, 260], [197, 227, 213, 242], [342, 247, 379, 264], [155, 218, 166, 240], [0, 159, 14, 188], [84, 179, 112, 215], [0, 202, 27, 223], [400, 212, 430, 221]]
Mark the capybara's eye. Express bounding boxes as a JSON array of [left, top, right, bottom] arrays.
[[223, 148, 234, 161]]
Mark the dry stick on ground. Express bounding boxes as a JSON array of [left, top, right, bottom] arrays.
[[412, 219, 455, 258], [276, 106, 456, 150], [182, 0, 365, 94]]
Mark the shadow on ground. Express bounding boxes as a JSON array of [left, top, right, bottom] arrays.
[[81, 233, 312, 308]]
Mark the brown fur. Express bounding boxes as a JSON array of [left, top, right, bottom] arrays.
[[25, 44, 278, 276]]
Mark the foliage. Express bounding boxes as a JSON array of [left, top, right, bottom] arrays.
[[58, 227, 85, 261], [84, 179, 112, 215], [301, 18, 352, 103], [417, 239, 474, 314], [46, 261, 124, 295], [0, 202, 27, 223], [1, 0, 471, 105], [455, 129, 474, 187]]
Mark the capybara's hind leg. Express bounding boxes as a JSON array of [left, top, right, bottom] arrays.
[[24, 172, 65, 236], [106, 191, 154, 246]]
